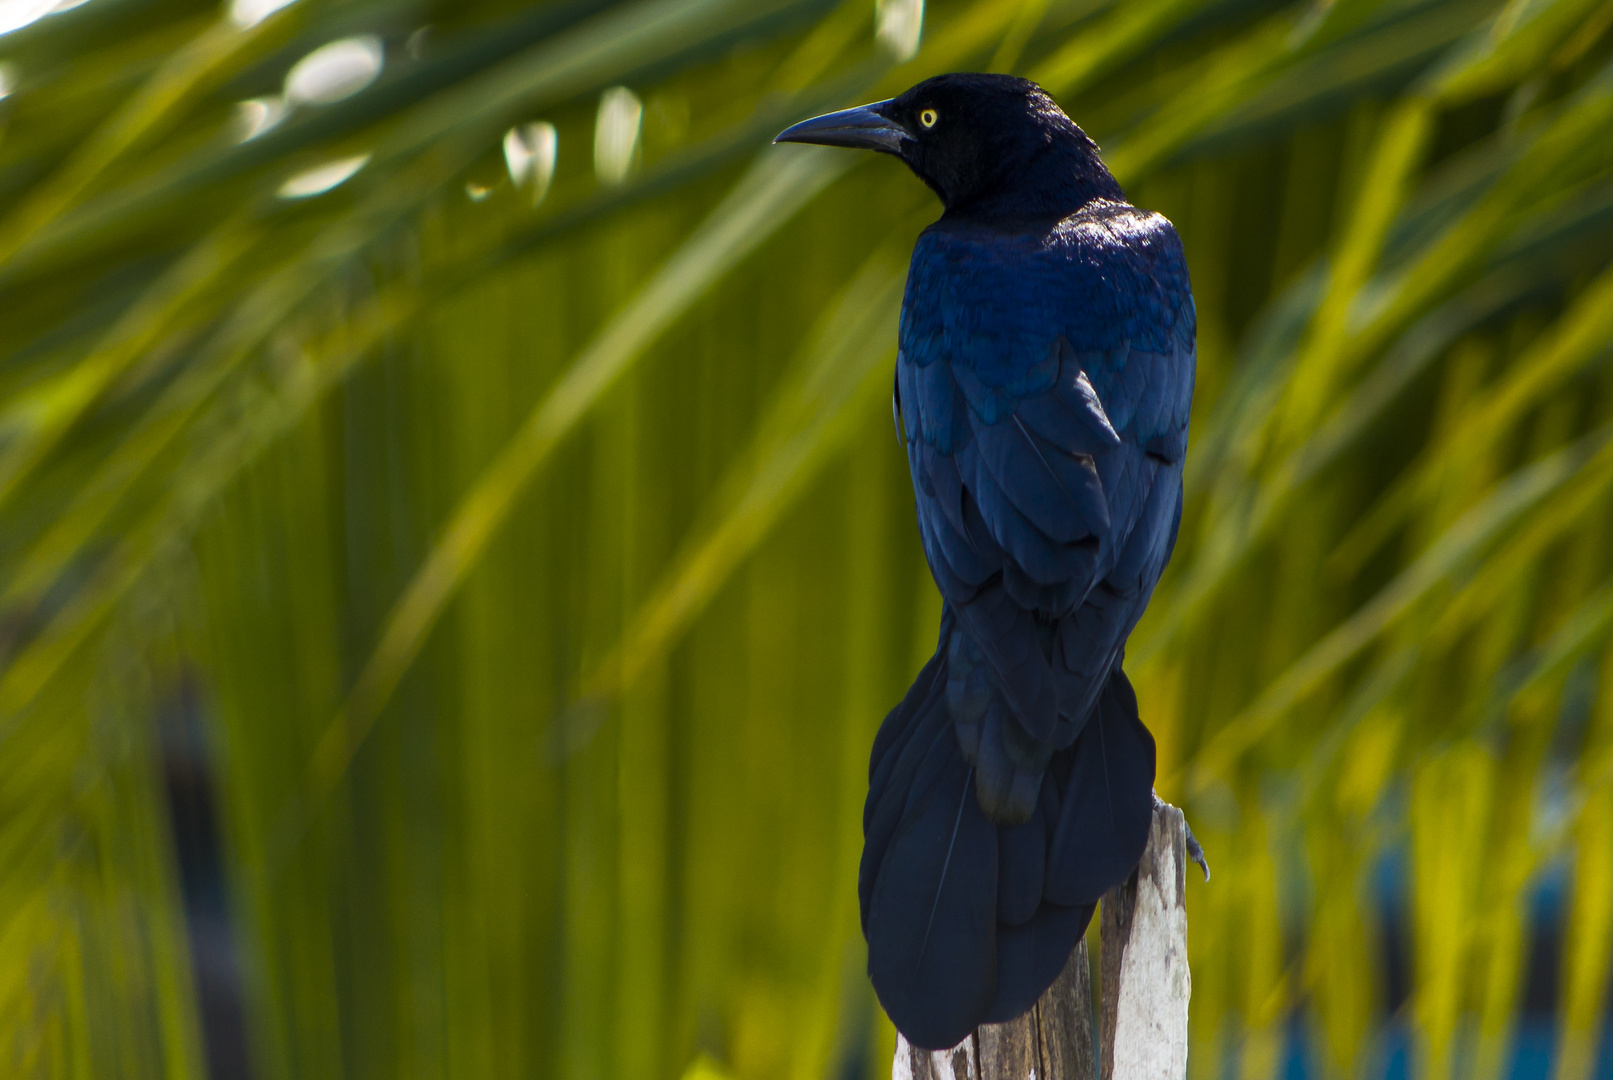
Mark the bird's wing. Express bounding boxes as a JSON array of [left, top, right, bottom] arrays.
[[895, 206, 1195, 788]]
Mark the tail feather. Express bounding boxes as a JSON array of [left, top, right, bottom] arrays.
[[865, 747, 998, 1051], [860, 669, 951, 935], [1043, 669, 1156, 906], [984, 900, 1097, 1025], [869, 627, 949, 792], [994, 783, 1051, 927], [861, 637, 1155, 1050]]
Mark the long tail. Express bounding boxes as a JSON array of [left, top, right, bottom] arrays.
[[859, 616, 1155, 1050]]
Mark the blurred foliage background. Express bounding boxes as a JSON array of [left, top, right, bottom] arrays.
[[2, 0, 1613, 1077]]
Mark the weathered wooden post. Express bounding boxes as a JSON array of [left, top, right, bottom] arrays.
[[893, 800, 1191, 1080], [1099, 801, 1192, 1080]]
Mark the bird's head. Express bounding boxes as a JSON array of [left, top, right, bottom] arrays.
[[775, 73, 1122, 216]]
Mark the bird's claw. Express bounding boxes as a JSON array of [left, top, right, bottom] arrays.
[[1185, 824, 1210, 882], [1155, 792, 1210, 882]]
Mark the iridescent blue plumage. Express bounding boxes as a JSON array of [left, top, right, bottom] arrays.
[[778, 72, 1196, 1050]]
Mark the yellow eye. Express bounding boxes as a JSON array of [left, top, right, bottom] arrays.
[[920, 108, 938, 128]]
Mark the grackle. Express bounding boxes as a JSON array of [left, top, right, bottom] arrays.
[[776, 74, 1199, 1050]]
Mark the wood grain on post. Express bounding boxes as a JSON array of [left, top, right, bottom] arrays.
[[1100, 802, 1190, 1080], [890, 800, 1189, 1080]]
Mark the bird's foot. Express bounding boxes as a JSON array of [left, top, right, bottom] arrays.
[[1185, 824, 1210, 882], [1154, 792, 1210, 882]]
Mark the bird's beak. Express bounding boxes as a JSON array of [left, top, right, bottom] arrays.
[[774, 100, 911, 153]]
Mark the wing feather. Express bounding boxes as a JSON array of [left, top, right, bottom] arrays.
[[896, 204, 1193, 767]]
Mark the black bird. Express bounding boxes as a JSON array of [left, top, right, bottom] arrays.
[[776, 74, 1197, 1050]]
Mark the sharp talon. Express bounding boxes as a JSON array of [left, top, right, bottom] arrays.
[[1185, 826, 1210, 882], [1155, 791, 1210, 881]]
